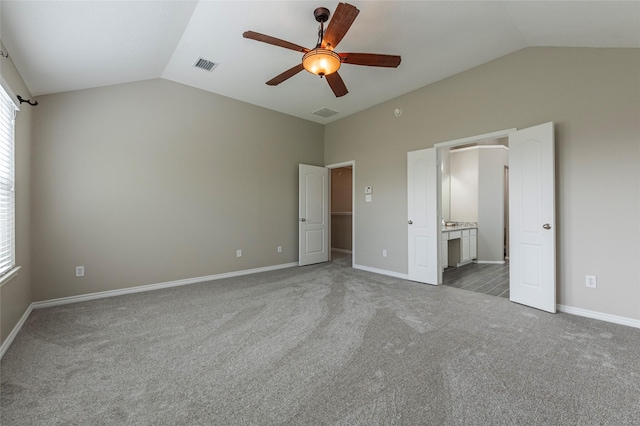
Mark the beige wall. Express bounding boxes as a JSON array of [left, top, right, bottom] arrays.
[[31, 79, 324, 301], [325, 47, 640, 321], [0, 41, 33, 344], [331, 167, 352, 213]]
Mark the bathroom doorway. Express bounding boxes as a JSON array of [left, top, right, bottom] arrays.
[[439, 137, 510, 298]]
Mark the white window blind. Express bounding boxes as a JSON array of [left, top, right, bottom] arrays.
[[0, 86, 16, 277]]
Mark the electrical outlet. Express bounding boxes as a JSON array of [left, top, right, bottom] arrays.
[[277, 245, 283, 253], [585, 275, 597, 288], [236, 249, 242, 258], [75, 266, 85, 277], [382, 249, 387, 257]]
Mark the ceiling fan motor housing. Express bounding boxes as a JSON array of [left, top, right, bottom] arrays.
[[314, 7, 330, 23]]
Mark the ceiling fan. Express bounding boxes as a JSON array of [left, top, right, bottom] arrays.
[[243, 2, 401, 97]]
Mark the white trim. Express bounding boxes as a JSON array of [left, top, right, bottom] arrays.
[[354, 264, 409, 280], [326, 160, 355, 269], [434, 128, 516, 149], [557, 304, 640, 329], [32, 262, 298, 310], [475, 260, 506, 265], [0, 302, 33, 359], [325, 161, 354, 169], [0, 265, 21, 287], [3, 262, 298, 359], [331, 248, 352, 254], [0, 77, 20, 110], [3, 267, 637, 360], [450, 145, 509, 153]]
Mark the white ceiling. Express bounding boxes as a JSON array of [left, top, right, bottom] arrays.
[[2, 1, 639, 124]]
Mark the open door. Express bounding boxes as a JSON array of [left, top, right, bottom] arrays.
[[509, 122, 556, 312], [407, 148, 439, 284], [299, 164, 329, 266]]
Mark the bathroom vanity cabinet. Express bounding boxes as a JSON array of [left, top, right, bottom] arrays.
[[442, 227, 477, 268]]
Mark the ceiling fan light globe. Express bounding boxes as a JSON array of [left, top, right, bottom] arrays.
[[302, 49, 341, 77]]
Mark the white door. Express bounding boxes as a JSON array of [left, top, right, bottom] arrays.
[[299, 164, 329, 266], [509, 122, 556, 313], [407, 148, 439, 284]]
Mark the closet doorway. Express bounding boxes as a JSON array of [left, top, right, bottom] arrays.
[[327, 161, 355, 267]]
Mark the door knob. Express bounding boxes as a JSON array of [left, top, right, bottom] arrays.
[[543, 223, 551, 230], [408, 220, 413, 225], [299, 218, 306, 222]]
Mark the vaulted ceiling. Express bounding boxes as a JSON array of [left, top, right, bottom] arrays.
[[2, 1, 639, 123]]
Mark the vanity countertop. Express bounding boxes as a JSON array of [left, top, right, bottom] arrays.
[[442, 223, 477, 232]]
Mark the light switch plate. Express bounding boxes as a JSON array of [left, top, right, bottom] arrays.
[[365, 186, 372, 194], [366, 194, 372, 202]]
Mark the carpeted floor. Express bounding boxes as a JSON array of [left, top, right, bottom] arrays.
[[2, 255, 639, 425]]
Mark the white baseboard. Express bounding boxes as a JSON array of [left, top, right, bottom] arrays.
[[0, 302, 33, 359], [4, 262, 638, 360], [1, 262, 299, 359], [33, 262, 299, 310], [353, 264, 409, 280], [557, 304, 640, 329], [331, 248, 352, 254], [475, 260, 506, 264]]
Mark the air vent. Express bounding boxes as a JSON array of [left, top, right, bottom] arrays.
[[192, 57, 218, 72], [312, 107, 339, 118]]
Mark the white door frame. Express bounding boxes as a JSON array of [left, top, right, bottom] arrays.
[[434, 128, 516, 284], [326, 160, 355, 268]]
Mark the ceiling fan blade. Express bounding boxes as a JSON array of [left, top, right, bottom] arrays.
[[321, 3, 359, 50], [326, 72, 348, 97], [339, 53, 401, 68], [266, 64, 305, 86], [243, 31, 309, 53]]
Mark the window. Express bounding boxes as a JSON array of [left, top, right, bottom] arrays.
[[0, 85, 16, 278]]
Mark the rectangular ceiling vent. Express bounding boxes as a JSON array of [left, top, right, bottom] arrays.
[[193, 57, 218, 72], [312, 108, 339, 118]]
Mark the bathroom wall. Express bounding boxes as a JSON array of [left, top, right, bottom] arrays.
[[450, 148, 479, 222]]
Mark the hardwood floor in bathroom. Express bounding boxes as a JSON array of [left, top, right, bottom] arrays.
[[442, 261, 510, 298]]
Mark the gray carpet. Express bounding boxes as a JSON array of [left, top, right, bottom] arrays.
[[2, 253, 639, 425]]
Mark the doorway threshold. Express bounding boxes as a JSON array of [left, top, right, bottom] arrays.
[[442, 261, 509, 298]]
